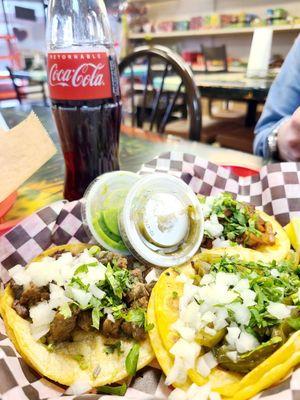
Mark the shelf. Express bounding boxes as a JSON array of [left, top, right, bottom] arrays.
[[129, 24, 300, 40]]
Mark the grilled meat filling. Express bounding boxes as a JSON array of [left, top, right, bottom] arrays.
[[10, 249, 153, 344]]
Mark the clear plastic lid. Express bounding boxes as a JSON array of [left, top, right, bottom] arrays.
[[119, 174, 204, 267], [82, 171, 140, 255]]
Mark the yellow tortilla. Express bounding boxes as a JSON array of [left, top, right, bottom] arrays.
[[152, 252, 300, 400], [0, 244, 154, 387], [147, 284, 191, 390], [205, 210, 290, 263]]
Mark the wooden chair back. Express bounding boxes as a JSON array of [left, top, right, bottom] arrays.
[[119, 45, 202, 141], [6, 66, 47, 105]]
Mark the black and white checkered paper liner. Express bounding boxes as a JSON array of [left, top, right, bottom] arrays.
[[0, 152, 300, 400]]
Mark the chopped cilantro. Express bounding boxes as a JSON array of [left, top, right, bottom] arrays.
[[46, 343, 55, 352], [194, 297, 204, 306], [125, 343, 140, 376], [92, 307, 102, 330], [105, 264, 131, 299], [97, 383, 127, 396], [124, 308, 145, 328], [104, 341, 123, 355], [74, 262, 98, 275], [59, 303, 72, 319], [145, 322, 154, 332], [72, 354, 88, 370], [69, 275, 89, 291], [287, 316, 300, 331], [123, 308, 153, 331], [172, 291, 178, 299], [202, 193, 263, 245], [210, 255, 300, 332], [89, 245, 101, 256]]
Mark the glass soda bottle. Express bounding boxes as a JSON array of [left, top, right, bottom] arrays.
[[46, 0, 121, 201]]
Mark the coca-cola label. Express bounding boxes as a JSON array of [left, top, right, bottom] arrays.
[[47, 51, 113, 100]]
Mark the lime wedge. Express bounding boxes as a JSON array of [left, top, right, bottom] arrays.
[[102, 208, 120, 237], [93, 213, 127, 252]]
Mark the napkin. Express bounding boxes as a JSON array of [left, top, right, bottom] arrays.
[[0, 112, 57, 202]]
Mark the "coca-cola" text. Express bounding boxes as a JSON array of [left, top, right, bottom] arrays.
[[49, 63, 106, 88]]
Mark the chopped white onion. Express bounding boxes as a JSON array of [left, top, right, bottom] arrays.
[[187, 383, 211, 400], [176, 273, 193, 285], [69, 287, 92, 309], [226, 326, 241, 347], [165, 357, 187, 385], [234, 279, 250, 292], [145, 268, 160, 284], [267, 302, 291, 320], [216, 272, 239, 287], [30, 324, 50, 340], [270, 269, 280, 278], [172, 320, 196, 342], [239, 289, 256, 307], [170, 339, 201, 363], [181, 302, 202, 328], [8, 265, 31, 286], [226, 351, 238, 362], [197, 356, 212, 378], [204, 214, 224, 238], [89, 284, 105, 300], [197, 352, 218, 378], [65, 379, 92, 395], [29, 301, 56, 327], [73, 250, 98, 268], [212, 237, 232, 248], [168, 388, 187, 400], [80, 265, 106, 286], [235, 331, 259, 354], [204, 352, 218, 370], [49, 283, 69, 309], [200, 274, 215, 285], [228, 303, 251, 326], [214, 308, 228, 330], [169, 383, 221, 400], [204, 326, 216, 336], [202, 311, 216, 323], [107, 313, 115, 323]]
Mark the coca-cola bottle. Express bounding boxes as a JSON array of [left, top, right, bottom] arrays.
[[46, 0, 121, 201]]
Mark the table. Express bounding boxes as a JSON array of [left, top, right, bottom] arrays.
[[153, 72, 273, 127], [0, 105, 263, 228]]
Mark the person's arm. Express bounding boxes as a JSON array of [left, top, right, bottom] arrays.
[[254, 36, 300, 159]]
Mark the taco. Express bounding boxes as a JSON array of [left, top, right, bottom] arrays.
[[0, 243, 154, 389], [199, 193, 290, 262], [148, 250, 300, 400]]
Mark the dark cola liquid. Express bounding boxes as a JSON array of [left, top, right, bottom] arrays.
[[52, 97, 121, 201]]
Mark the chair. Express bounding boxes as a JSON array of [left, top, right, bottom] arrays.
[[119, 45, 202, 141], [6, 67, 47, 105]]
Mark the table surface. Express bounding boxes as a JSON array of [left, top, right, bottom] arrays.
[[1, 105, 263, 223]]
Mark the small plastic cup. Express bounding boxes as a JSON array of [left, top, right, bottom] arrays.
[[119, 174, 204, 267], [82, 171, 140, 255]]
